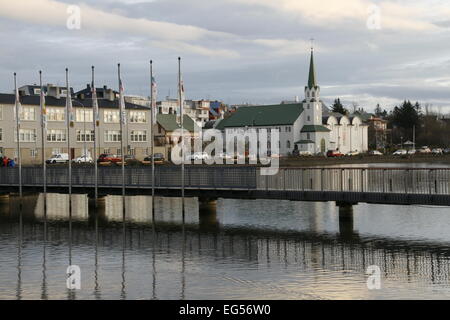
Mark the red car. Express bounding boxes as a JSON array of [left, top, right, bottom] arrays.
[[326, 150, 344, 157], [98, 154, 121, 163]]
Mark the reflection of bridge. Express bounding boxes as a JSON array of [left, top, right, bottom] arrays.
[[0, 166, 450, 206]]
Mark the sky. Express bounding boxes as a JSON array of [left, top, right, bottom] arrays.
[[1, 0, 450, 114]]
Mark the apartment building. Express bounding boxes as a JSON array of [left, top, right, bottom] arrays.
[[0, 89, 156, 164]]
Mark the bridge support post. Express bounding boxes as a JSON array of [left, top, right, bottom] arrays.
[[0, 193, 10, 218], [89, 195, 107, 220], [336, 201, 357, 239], [199, 197, 219, 230]]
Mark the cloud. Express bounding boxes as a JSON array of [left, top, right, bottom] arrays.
[[0, 0, 236, 56], [151, 40, 240, 58], [227, 0, 442, 32]]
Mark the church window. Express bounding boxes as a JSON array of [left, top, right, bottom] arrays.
[[312, 91, 315, 97], [287, 141, 291, 148], [307, 116, 310, 121], [307, 133, 310, 139]]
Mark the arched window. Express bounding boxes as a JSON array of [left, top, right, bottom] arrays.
[[287, 141, 291, 148]]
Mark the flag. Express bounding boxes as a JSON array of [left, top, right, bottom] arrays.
[[151, 76, 157, 125], [40, 87, 47, 129], [178, 74, 185, 116], [119, 78, 126, 125], [14, 85, 22, 127], [92, 84, 99, 126], [66, 91, 74, 127]]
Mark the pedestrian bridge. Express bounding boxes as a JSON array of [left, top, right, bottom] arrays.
[[0, 166, 449, 206]]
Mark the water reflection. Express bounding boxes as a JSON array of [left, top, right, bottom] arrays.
[[1, 193, 450, 299]]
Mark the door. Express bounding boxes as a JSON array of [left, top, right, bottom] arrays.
[[320, 139, 326, 153]]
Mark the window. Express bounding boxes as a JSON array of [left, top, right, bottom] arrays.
[[103, 148, 110, 154], [77, 130, 95, 142], [104, 110, 120, 123], [307, 116, 311, 121], [130, 130, 147, 142], [307, 133, 310, 140], [0, 128, 2, 141], [287, 141, 291, 148], [104, 130, 121, 142], [116, 148, 122, 156], [52, 148, 62, 155], [129, 111, 146, 123], [15, 128, 36, 142], [47, 129, 66, 142], [129, 148, 136, 156], [30, 149, 37, 158], [21, 106, 36, 121], [312, 91, 315, 97], [75, 109, 93, 122], [285, 126, 291, 132], [47, 107, 65, 121]]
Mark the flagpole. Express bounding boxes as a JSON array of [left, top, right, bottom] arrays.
[[39, 71, 47, 214], [92, 66, 98, 205], [118, 63, 126, 221], [14, 73, 22, 202], [178, 57, 185, 220], [65, 68, 72, 217], [150, 60, 155, 218]]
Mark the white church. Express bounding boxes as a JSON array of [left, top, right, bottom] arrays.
[[217, 48, 369, 156]]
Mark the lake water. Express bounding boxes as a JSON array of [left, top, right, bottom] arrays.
[[1, 189, 450, 300]]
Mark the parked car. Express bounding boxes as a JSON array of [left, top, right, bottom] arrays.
[[326, 150, 344, 157], [345, 150, 359, 156], [46, 153, 69, 164], [407, 149, 416, 155], [432, 148, 443, 155], [143, 153, 165, 164], [369, 150, 383, 156], [72, 155, 93, 163], [97, 154, 121, 163], [393, 149, 407, 156], [444, 148, 450, 155], [299, 150, 313, 156], [419, 146, 431, 154]]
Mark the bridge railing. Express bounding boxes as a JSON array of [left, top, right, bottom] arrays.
[[257, 167, 450, 195], [0, 166, 449, 195]]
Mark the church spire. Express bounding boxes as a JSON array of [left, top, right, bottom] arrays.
[[307, 46, 317, 89]]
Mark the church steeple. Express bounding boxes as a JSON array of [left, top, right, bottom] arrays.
[[307, 47, 317, 89]]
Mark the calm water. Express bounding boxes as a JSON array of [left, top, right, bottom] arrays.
[[1, 191, 450, 300]]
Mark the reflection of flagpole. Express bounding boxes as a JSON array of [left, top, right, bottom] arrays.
[[65, 68, 72, 216], [150, 60, 155, 217], [14, 73, 22, 201], [118, 63, 126, 220], [92, 66, 99, 204], [178, 57, 185, 220], [39, 71, 47, 214]]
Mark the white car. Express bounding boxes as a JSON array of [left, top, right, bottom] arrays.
[[369, 150, 383, 156], [298, 151, 312, 156], [346, 151, 359, 156], [419, 146, 431, 154], [73, 155, 93, 163], [393, 149, 407, 155], [186, 152, 210, 161], [407, 149, 416, 155], [46, 153, 69, 164], [432, 148, 443, 155]]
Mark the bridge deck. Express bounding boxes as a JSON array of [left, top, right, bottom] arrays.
[[1, 166, 449, 206]]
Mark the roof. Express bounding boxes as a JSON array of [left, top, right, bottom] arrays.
[[216, 103, 303, 130], [295, 140, 314, 144], [301, 125, 331, 133], [352, 111, 373, 122], [157, 114, 198, 133], [308, 49, 317, 89], [0, 93, 148, 110]]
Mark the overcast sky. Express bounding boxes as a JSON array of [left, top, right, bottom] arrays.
[[1, 0, 450, 113]]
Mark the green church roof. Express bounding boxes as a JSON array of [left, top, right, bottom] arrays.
[[301, 125, 330, 133], [216, 103, 304, 130], [308, 49, 317, 89]]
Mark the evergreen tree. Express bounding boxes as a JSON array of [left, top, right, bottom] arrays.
[[331, 98, 348, 115]]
